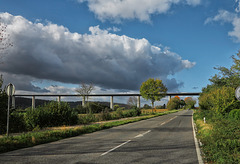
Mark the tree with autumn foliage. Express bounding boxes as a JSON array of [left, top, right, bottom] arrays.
[[167, 96, 181, 110], [140, 78, 167, 109], [184, 97, 196, 109]]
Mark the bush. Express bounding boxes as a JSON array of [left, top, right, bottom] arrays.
[[88, 102, 108, 113], [0, 92, 8, 134], [228, 109, 240, 120], [143, 104, 151, 109], [98, 108, 112, 121], [202, 119, 240, 163], [10, 112, 27, 133], [78, 113, 96, 124], [194, 110, 240, 163], [199, 86, 238, 114], [24, 101, 78, 129], [116, 107, 124, 118], [75, 102, 108, 114], [75, 105, 88, 114]]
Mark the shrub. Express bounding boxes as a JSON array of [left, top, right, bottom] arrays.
[[98, 108, 112, 121], [10, 112, 27, 133], [78, 113, 96, 124], [199, 86, 238, 114], [228, 109, 240, 120], [24, 101, 78, 129], [0, 92, 8, 134], [202, 119, 240, 163], [113, 105, 120, 111], [194, 110, 240, 163], [116, 107, 124, 118], [143, 104, 151, 109], [88, 102, 108, 113], [199, 92, 213, 110], [75, 105, 88, 114]]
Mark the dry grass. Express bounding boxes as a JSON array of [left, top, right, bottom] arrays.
[[196, 119, 213, 131], [141, 109, 169, 114]]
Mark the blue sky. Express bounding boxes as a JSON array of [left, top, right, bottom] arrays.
[[0, 0, 240, 100]]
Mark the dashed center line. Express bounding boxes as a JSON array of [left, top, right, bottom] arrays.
[[160, 116, 177, 126], [134, 130, 151, 138], [101, 140, 131, 156], [101, 116, 177, 156], [101, 130, 151, 156]]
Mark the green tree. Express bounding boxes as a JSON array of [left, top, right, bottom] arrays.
[[199, 52, 240, 114], [204, 52, 240, 92], [140, 78, 167, 109]]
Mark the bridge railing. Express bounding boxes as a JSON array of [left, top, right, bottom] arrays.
[[12, 93, 200, 109]]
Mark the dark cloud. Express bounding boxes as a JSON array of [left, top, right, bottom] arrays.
[[1, 73, 49, 93], [0, 13, 195, 92], [192, 86, 199, 90]]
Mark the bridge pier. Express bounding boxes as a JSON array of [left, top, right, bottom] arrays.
[[58, 96, 61, 104], [168, 96, 172, 101], [137, 96, 141, 108], [110, 96, 114, 109], [32, 96, 35, 109], [82, 96, 86, 107]]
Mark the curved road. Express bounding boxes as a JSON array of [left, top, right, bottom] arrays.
[[0, 110, 199, 164]]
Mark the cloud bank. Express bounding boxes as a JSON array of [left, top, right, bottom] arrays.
[[205, 10, 240, 42], [78, 0, 201, 22], [0, 12, 195, 92]]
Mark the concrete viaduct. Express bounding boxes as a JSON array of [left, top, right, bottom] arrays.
[[12, 92, 200, 109]]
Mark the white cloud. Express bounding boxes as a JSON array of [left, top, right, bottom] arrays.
[[235, 0, 240, 13], [0, 12, 195, 92], [78, 0, 201, 23], [204, 10, 235, 24], [106, 26, 121, 32], [205, 10, 240, 42]]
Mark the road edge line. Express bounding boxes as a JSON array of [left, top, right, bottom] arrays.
[[191, 111, 204, 164]]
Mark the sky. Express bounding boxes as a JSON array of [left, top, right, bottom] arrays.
[[0, 0, 240, 104]]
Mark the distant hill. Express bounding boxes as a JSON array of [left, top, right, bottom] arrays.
[[14, 97, 130, 109]]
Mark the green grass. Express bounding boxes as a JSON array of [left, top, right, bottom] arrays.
[[0, 110, 178, 154]]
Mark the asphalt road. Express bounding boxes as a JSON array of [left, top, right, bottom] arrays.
[[0, 110, 199, 164]]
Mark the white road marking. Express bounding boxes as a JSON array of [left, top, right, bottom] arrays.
[[101, 115, 178, 157], [192, 112, 204, 164], [134, 130, 151, 138], [101, 140, 131, 156], [161, 122, 166, 125], [160, 116, 177, 126], [170, 116, 177, 121]]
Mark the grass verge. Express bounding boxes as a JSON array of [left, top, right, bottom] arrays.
[[0, 110, 178, 154], [193, 110, 240, 163]]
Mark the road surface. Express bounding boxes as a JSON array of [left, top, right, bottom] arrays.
[[0, 110, 199, 164]]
